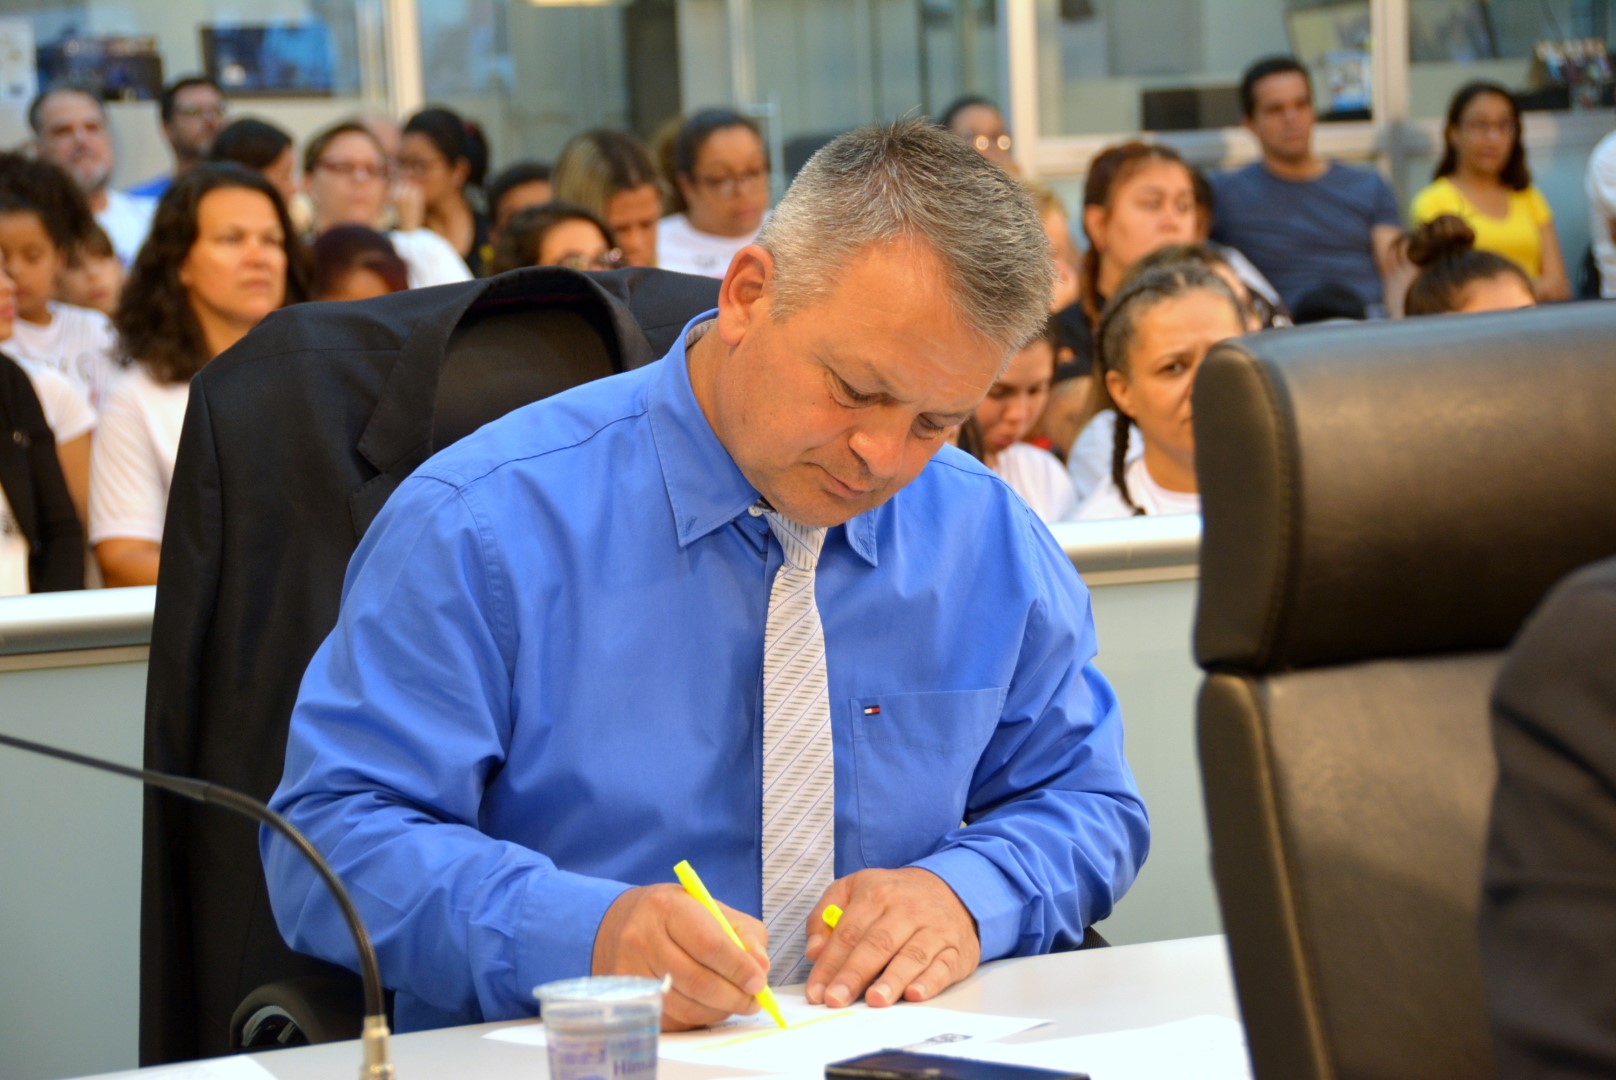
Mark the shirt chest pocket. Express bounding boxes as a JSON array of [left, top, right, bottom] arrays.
[[846, 687, 1007, 870]]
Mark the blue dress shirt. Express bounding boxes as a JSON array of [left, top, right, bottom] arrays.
[[264, 313, 1150, 1032]]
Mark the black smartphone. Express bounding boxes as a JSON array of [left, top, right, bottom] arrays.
[[825, 1049, 1090, 1079]]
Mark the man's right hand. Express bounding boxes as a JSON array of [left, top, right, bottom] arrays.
[[592, 883, 770, 1030]]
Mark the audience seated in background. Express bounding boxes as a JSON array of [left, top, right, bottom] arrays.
[[657, 109, 770, 279], [211, 118, 298, 207], [552, 129, 663, 268], [30, 86, 156, 267], [1074, 263, 1246, 521], [958, 319, 1079, 523], [302, 121, 470, 290], [1588, 124, 1616, 298], [0, 153, 114, 527], [311, 226, 409, 302], [486, 161, 553, 245], [1, 256, 83, 595], [489, 202, 621, 275], [56, 223, 124, 319], [128, 76, 228, 200], [1411, 82, 1570, 303], [400, 107, 490, 276], [1210, 56, 1401, 317], [91, 165, 309, 587], [939, 95, 1018, 175], [1402, 215, 1537, 316]]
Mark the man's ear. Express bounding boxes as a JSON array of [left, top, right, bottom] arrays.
[[715, 243, 773, 346]]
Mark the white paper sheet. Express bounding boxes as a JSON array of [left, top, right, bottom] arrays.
[[485, 992, 1049, 1078], [658, 998, 1048, 1075], [928, 1014, 1251, 1080]]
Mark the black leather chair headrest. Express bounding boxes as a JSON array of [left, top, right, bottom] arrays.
[[1194, 301, 1616, 674]]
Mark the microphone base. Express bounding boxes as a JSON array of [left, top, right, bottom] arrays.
[[361, 1014, 395, 1080]]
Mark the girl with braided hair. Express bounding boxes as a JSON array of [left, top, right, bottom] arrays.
[[1073, 263, 1246, 521]]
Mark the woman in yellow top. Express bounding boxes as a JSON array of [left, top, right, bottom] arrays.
[[1410, 81, 1570, 301]]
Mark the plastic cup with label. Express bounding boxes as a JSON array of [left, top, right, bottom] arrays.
[[533, 975, 663, 1080]]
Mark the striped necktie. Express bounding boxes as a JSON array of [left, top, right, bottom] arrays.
[[759, 507, 834, 984]]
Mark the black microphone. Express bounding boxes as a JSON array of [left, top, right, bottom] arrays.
[[0, 731, 395, 1080]]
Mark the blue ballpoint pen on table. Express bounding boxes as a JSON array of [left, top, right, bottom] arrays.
[[673, 859, 788, 1029]]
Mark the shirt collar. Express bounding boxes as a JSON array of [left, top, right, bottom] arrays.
[[646, 311, 879, 567]]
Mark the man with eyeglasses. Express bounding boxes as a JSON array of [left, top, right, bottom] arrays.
[[129, 76, 229, 201], [29, 86, 156, 267], [939, 95, 1019, 175]]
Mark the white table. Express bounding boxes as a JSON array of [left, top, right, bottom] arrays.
[[84, 936, 1243, 1079]]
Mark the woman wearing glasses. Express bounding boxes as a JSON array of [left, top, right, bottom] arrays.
[[489, 202, 622, 275], [300, 121, 471, 290], [656, 110, 770, 278], [1410, 82, 1570, 301]]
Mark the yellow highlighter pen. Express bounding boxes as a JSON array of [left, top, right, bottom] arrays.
[[672, 859, 788, 1029]]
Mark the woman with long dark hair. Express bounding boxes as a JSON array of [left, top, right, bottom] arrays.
[[1410, 81, 1569, 301], [399, 106, 490, 274], [90, 164, 308, 586]]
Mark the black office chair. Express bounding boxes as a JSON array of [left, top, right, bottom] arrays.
[[1191, 302, 1616, 1080], [140, 266, 719, 1065]]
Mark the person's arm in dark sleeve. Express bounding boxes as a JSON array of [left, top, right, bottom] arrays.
[[1481, 558, 1616, 1079], [4, 357, 83, 592]]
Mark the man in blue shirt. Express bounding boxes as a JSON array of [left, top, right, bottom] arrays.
[[264, 119, 1149, 1034], [1210, 56, 1402, 315]]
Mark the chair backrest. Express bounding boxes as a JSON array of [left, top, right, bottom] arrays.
[[1192, 302, 1616, 1080], [140, 267, 719, 1065]]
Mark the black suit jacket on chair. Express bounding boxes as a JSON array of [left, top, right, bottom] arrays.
[[1481, 555, 1616, 1079], [140, 267, 719, 1065]]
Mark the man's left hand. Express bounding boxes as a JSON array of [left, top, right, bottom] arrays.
[[801, 867, 980, 1009]]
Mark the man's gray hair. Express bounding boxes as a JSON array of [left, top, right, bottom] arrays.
[[756, 117, 1053, 353]]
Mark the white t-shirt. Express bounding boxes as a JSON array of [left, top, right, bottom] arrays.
[[88, 366, 190, 546], [1075, 455, 1200, 521], [15, 358, 96, 445], [389, 228, 474, 289], [8, 302, 121, 408], [1066, 410, 1143, 504], [97, 189, 158, 267], [656, 213, 764, 278], [991, 441, 1079, 523], [0, 484, 28, 596]]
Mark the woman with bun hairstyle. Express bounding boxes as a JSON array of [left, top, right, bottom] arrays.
[[399, 106, 490, 274], [1403, 214, 1536, 315], [1074, 263, 1247, 521], [1410, 82, 1569, 301]]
